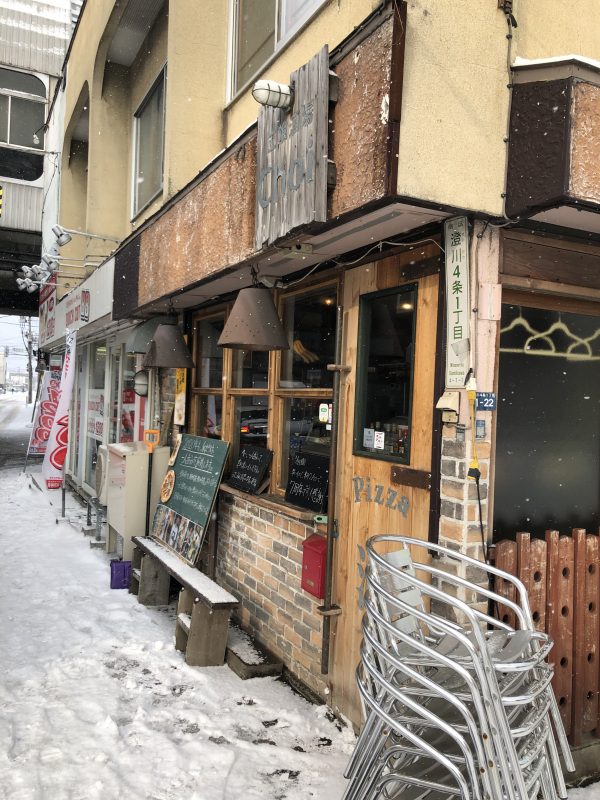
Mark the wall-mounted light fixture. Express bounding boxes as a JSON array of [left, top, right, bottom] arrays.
[[32, 123, 48, 146], [252, 79, 294, 109], [52, 224, 121, 247], [142, 318, 195, 369], [218, 268, 289, 351]]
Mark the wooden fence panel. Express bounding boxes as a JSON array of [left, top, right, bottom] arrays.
[[528, 537, 547, 632], [495, 540, 518, 629], [572, 531, 600, 743], [494, 529, 600, 744], [546, 530, 574, 735]]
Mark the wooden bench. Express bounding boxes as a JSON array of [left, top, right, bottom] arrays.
[[130, 536, 239, 667]]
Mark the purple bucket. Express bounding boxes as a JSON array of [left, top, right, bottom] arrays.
[[110, 559, 132, 589]]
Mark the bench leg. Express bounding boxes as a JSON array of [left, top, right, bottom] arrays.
[[185, 602, 231, 667], [175, 589, 192, 653], [137, 554, 170, 606]]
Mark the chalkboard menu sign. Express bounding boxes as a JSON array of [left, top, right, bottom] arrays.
[[227, 445, 272, 494], [152, 434, 229, 566], [284, 452, 329, 512]]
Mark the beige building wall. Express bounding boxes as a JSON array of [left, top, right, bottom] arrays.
[[396, 0, 600, 217], [223, 0, 382, 144], [396, 0, 509, 216], [514, 0, 600, 61]]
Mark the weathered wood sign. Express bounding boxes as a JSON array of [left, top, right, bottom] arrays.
[[152, 435, 229, 566], [227, 444, 272, 494], [255, 46, 329, 248], [285, 451, 329, 512]]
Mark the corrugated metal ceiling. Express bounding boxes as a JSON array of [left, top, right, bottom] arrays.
[[0, 1, 72, 77]]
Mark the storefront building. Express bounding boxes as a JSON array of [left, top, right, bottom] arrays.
[[52, 0, 600, 733], [39, 258, 154, 496]]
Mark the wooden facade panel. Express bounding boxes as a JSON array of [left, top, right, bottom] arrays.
[[546, 530, 574, 733], [502, 233, 600, 292], [330, 255, 437, 725], [573, 531, 600, 738]]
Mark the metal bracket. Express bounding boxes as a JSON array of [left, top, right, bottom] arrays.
[[317, 604, 342, 617], [327, 363, 351, 373]]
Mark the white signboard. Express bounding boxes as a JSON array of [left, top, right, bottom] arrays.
[[87, 388, 104, 441], [444, 217, 471, 389]]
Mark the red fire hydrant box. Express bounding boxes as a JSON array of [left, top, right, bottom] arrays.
[[301, 534, 327, 599]]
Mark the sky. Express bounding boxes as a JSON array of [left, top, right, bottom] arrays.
[[0, 316, 39, 377]]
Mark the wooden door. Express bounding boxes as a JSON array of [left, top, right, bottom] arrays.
[[330, 252, 440, 725]]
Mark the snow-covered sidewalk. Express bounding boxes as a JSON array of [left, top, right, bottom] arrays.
[[0, 469, 355, 800]]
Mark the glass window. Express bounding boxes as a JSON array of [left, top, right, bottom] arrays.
[[493, 304, 600, 540], [280, 288, 336, 389], [10, 97, 44, 149], [134, 69, 165, 214], [233, 398, 269, 460], [0, 67, 46, 152], [235, 0, 276, 91], [354, 286, 417, 462], [197, 394, 223, 439], [0, 67, 46, 97], [85, 344, 107, 487], [232, 349, 268, 389], [109, 350, 121, 443], [194, 317, 224, 388], [0, 95, 8, 141], [232, 0, 326, 93], [0, 147, 44, 181], [281, 397, 331, 485], [121, 352, 136, 443]]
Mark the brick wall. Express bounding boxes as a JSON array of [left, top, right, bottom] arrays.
[[216, 488, 328, 697], [438, 422, 490, 560]]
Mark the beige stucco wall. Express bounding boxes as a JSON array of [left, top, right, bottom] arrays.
[[164, 0, 229, 196], [224, 0, 381, 144], [396, 0, 509, 216], [514, 0, 600, 62], [396, 0, 600, 216]]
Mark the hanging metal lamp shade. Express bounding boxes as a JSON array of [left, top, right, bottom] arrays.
[[218, 286, 289, 351], [142, 323, 195, 368]]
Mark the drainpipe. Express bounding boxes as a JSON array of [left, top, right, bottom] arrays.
[[319, 304, 347, 674]]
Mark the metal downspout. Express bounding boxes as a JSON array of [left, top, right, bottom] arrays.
[[319, 304, 346, 674]]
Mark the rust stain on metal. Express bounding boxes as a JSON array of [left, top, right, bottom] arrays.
[[137, 140, 257, 307], [570, 82, 600, 204], [329, 16, 393, 217]]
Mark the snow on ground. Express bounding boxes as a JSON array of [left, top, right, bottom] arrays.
[[1, 395, 599, 800], [0, 466, 355, 799]]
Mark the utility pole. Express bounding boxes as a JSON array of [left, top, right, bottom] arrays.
[[26, 316, 33, 405]]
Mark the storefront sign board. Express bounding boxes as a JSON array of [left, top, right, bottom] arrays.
[[255, 46, 329, 248], [42, 331, 76, 488], [87, 388, 104, 441], [284, 451, 329, 512], [151, 435, 229, 566], [38, 276, 57, 348], [227, 444, 272, 494], [174, 367, 187, 426], [27, 366, 61, 455], [444, 217, 471, 389]]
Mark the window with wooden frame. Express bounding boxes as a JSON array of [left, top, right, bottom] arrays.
[[272, 282, 338, 491], [353, 284, 418, 463], [190, 280, 338, 495], [190, 312, 226, 440]]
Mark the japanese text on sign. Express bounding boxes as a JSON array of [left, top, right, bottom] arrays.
[[444, 217, 471, 389]]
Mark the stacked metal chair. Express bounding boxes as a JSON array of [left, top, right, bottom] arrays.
[[342, 535, 575, 800]]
